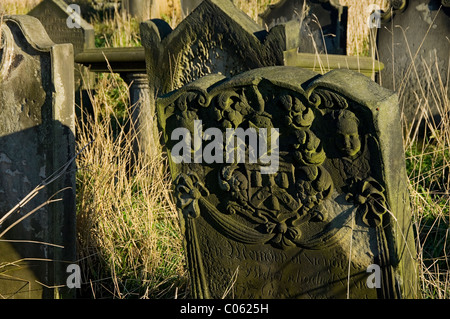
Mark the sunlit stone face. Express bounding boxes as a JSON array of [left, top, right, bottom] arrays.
[[335, 110, 361, 158]]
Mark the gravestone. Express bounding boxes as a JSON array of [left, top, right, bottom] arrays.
[[259, 0, 348, 54], [140, 0, 301, 163], [376, 0, 450, 127], [0, 15, 76, 298], [141, 0, 301, 94], [27, 0, 95, 56], [28, 0, 96, 92], [122, 0, 159, 21], [156, 66, 419, 299]]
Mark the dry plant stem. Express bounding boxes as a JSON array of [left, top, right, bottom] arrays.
[[0, 140, 92, 231]]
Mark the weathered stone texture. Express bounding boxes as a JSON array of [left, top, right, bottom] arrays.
[[156, 66, 419, 299], [0, 15, 75, 299], [377, 0, 449, 126]]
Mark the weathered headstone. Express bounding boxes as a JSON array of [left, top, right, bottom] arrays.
[[141, 0, 301, 94], [259, 0, 348, 54], [140, 0, 301, 163], [156, 66, 419, 299], [376, 0, 450, 127], [27, 0, 95, 56], [0, 15, 76, 299], [28, 0, 96, 113]]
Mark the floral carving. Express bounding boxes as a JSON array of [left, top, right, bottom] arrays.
[[295, 166, 333, 221], [278, 94, 314, 129], [175, 173, 209, 219], [264, 218, 303, 249], [292, 129, 326, 166], [346, 177, 387, 227], [309, 88, 348, 110]]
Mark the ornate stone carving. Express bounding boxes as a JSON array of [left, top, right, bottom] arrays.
[[157, 67, 419, 298]]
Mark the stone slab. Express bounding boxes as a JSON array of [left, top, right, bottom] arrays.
[[0, 15, 76, 299], [156, 66, 419, 299]]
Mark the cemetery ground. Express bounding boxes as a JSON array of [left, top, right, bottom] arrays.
[[0, 0, 449, 299]]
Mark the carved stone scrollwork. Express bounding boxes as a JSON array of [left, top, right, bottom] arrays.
[[166, 72, 388, 252], [158, 67, 418, 299]]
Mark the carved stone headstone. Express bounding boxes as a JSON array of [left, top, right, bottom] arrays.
[[140, 0, 300, 163], [259, 0, 348, 54], [376, 0, 450, 127], [28, 0, 95, 139], [141, 0, 300, 94], [0, 15, 76, 298], [156, 66, 419, 299]]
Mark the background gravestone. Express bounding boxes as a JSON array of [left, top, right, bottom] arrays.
[[28, 0, 96, 130], [122, 0, 160, 21], [259, 0, 348, 54], [0, 15, 76, 299], [157, 66, 419, 299], [376, 0, 450, 127], [27, 0, 95, 56], [140, 0, 301, 165]]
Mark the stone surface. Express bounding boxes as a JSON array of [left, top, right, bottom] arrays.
[[28, 0, 96, 93], [259, 0, 348, 54], [141, 0, 301, 95], [283, 49, 384, 79], [28, 0, 95, 56], [122, 0, 160, 21], [180, 0, 204, 18], [0, 15, 76, 299], [376, 0, 450, 127], [140, 0, 301, 164], [157, 66, 419, 299]]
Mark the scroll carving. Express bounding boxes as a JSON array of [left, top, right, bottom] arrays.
[[164, 76, 388, 253]]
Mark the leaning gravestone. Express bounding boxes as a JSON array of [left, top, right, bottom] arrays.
[[157, 66, 419, 298], [376, 0, 450, 127], [0, 15, 76, 298], [259, 0, 348, 54], [141, 0, 301, 94], [28, 0, 96, 140]]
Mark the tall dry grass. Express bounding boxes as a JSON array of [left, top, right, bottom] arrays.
[[402, 52, 450, 299], [0, 0, 42, 15], [75, 71, 187, 299]]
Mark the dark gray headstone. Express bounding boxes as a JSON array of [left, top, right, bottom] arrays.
[[259, 0, 348, 54], [156, 66, 419, 299], [377, 0, 450, 127], [27, 0, 95, 56], [0, 15, 76, 299]]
